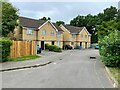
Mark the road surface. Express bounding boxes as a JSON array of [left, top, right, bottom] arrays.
[[2, 49, 113, 88]]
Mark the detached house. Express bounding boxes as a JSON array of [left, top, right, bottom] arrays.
[[14, 17, 64, 50], [59, 24, 91, 49]]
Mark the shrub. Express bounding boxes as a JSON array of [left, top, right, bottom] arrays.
[[99, 30, 120, 67], [0, 38, 12, 62], [45, 43, 49, 50], [45, 44, 62, 52], [53, 46, 62, 52]]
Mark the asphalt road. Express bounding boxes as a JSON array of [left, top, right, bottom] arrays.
[[2, 49, 113, 88]]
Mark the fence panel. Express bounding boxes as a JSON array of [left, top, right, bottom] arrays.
[[10, 41, 36, 58]]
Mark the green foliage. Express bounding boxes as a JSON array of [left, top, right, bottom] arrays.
[[99, 30, 120, 67], [10, 55, 41, 62], [39, 17, 51, 21], [2, 2, 19, 37], [97, 20, 118, 40], [70, 6, 118, 43], [56, 21, 65, 26], [45, 43, 49, 50], [45, 44, 62, 52], [0, 37, 12, 62]]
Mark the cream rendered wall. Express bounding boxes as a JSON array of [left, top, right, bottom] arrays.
[[38, 22, 56, 41], [38, 22, 63, 48], [59, 25, 71, 41]]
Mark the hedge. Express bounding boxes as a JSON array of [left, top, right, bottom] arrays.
[[99, 30, 120, 67], [0, 38, 12, 62], [45, 44, 62, 52]]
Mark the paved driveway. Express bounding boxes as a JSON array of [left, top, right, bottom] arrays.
[[2, 49, 113, 88]]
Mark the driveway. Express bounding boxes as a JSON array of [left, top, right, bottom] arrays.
[[2, 49, 113, 88]]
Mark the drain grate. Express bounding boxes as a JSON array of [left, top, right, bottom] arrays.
[[90, 56, 96, 59]]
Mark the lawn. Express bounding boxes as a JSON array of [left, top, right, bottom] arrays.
[[108, 67, 120, 84], [10, 55, 41, 62]]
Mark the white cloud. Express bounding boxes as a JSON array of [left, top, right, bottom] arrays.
[[10, 2, 118, 24]]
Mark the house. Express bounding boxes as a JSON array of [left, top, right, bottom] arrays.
[[59, 24, 91, 49], [14, 17, 64, 49]]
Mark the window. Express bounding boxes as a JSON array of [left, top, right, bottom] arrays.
[[85, 35, 87, 38], [57, 32, 61, 37], [42, 30, 46, 35], [80, 34, 83, 38], [50, 31, 54, 36], [71, 42, 74, 45], [27, 28, 34, 35], [56, 41, 60, 46], [72, 34, 75, 38]]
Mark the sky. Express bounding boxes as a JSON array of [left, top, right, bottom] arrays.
[[10, 1, 118, 24]]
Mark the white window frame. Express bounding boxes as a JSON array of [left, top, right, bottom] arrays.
[[42, 30, 46, 35], [81, 34, 83, 38], [57, 32, 61, 37], [56, 41, 60, 46], [50, 31, 54, 36], [72, 34, 75, 38], [85, 35, 87, 38], [27, 28, 34, 35]]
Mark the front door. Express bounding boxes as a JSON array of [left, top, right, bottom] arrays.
[[85, 42, 87, 48], [51, 41, 54, 45], [41, 41, 44, 50]]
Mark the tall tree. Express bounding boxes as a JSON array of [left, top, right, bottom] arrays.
[[56, 21, 65, 26], [70, 6, 118, 43], [2, 2, 19, 37], [40, 17, 51, 21]]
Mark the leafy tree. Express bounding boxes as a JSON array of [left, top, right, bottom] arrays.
[[97, 20, 118, 40], [56, 21, 65, 26], [48, 17, 51, 20], [2, 2, 19, 37], [99, 30, 120, 67], [70, 6, 118, 43], [40, 17, 51, 21], [102, 6, 117, 21]]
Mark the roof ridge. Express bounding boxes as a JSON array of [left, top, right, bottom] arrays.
[[19, 16, 46, 22]]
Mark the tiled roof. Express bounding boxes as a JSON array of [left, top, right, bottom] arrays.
[[63, 25, 84, 34], [19, 17, 63, 32], [52, 23, 63, 32], [19, 17, 46, 29]]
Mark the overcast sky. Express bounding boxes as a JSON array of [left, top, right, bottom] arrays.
[[10, 1, 118, 24]]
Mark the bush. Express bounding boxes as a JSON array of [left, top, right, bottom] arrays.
[[45, 43, 49, 50], [99, 30, 120, 67], [0, 38, 12, 62], [45, 44, 62, 52], [53, 46, 62, 52]]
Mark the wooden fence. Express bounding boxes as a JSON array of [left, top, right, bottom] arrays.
[[10, 41, 36, 58]]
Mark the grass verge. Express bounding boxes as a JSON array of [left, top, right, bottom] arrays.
[[10, 55, 41, 62], [107, 67, 120, 84]]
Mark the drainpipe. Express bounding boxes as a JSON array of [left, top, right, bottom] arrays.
[[36, 30, 38, 54]]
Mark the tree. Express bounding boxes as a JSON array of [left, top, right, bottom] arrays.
[[2, 2, 19, 37], [56, 21, 65, 26], [70, 6, 118, 43], [40, 17, 51, 21]]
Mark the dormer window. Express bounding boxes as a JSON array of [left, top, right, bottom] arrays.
[[27, 28, 34, 35]]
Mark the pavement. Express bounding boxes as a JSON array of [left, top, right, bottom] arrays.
[[0, 50, 70, 71], [2, 49, 114, 88]]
